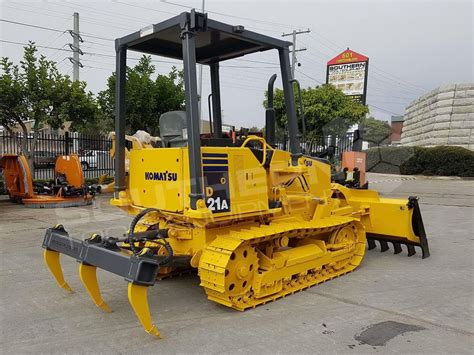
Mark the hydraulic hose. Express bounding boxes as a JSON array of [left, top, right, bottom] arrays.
[[127, 208, 173, 264]]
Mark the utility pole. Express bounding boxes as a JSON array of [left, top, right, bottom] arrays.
[[69, 12, 83, 81], [197, 0, 205, 121], [282, 29, 310, 79]]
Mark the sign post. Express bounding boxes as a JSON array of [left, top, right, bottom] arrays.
[[326, 48, 369, 105]]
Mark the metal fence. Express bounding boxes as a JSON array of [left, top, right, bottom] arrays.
[[275, 131, 357, 161], [0, 131, 114, 180], [1, 129, 359, 181]]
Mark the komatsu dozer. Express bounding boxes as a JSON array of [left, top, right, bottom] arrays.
[[42, 10, 429, 338]]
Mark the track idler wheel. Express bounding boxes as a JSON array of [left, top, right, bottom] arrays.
[[328, 222, 366, 270], [225, 245, 258, 298]]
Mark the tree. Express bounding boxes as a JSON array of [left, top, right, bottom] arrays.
[[249, 126, 262, 132], [97, 56, 185, 136], [264, 84, 369, 138], [361, 116, 392, 147], [0, 42, 102, 170]]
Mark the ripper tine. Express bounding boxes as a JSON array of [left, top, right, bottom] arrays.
[[43, 226, 163, 337], [79, 263, 112, 313], [393, 242, 402, 254], [407, 244, 416, 257], [43, 249, 73, 293], [367, 239, 376, 250], [379, 240, 389, 252], [128, 283, 161, 337]]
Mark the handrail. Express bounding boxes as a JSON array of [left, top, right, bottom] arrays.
[[240, 135, 274, 167]]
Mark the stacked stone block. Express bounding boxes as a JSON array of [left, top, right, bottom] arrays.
[[401, 83, 474, 150]]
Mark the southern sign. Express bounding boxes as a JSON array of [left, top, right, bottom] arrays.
[[326, 49, 369, 105]]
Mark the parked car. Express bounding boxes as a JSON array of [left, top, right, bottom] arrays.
[[34, 151, 56, 168], [79, 150, 99, 170]]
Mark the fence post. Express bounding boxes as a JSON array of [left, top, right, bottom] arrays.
[[64, 131, 70, 155], [352, 129, 363, 152]]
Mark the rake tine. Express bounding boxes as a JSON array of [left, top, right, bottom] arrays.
[[407, 244, 416, 257], [379, 240, 389, 252], [367, 239, 376, 250], [392, 242, 402, 254]]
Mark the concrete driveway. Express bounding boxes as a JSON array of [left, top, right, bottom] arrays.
[[0, 174, 472, 353]]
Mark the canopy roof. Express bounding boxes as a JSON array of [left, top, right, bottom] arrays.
[[116, 11, 291, 64]]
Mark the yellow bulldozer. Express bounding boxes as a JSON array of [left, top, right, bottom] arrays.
[[42, 10, 429, 338]]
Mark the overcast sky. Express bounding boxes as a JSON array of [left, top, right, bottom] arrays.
[[1, 0, 473, 129]]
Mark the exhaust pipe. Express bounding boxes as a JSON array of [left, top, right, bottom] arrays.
[[265, 74, 277, 147]]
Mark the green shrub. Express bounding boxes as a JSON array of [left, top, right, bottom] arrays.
[[365, 146, 474, 177], [366, 146, 416, 174]]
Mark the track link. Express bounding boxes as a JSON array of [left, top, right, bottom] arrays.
[[199, 216, 366, 310]]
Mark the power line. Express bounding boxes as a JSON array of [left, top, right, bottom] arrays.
[[10, 2, 132, 32], [2, 3, 70, 22], [115, 1, 282, 34], [0, 17, 278, 71], [82, 64, 267, 93], [368, 104, 403, 116], [369, 76, 423, 96], [221, 65, 278, 69], [371, 65, 429, 92], [4, 6, 419, 93], [3, 2, 427, 112], [114, 1, 178, 16], [57, 2, 164, 25], [369, 93, 415, 100], [0, 39, 72, 53], [149, 2, 427, 96], [0, 1, 438, 94], [81, 33, 114, 42], [161, 0, 296, 30], [295, 69, 324, 84], [0, 18, 65, 33]]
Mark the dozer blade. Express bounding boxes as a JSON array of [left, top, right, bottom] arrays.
[[333, 185, 430, 259], [365, 196, 430, 259], [393, 242, 402, 254], [78, 263, 112, 313], [128, 283, 161, 337]]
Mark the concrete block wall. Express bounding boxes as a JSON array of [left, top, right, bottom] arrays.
[[400, 83, 474, 150]]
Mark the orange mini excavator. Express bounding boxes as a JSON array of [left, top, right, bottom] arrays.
[[0, 154, 94, 208]]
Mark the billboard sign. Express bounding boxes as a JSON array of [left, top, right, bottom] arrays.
[[326, 49, 369, 105]]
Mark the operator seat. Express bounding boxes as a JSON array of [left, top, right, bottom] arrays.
[[159, 111, 188, 147]]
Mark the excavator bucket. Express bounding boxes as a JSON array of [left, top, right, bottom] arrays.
[[41, 225, 163, 337], [332, 184, 430, 259]]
